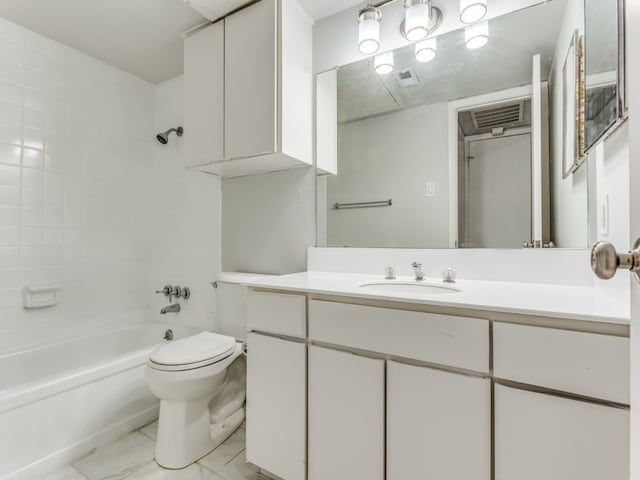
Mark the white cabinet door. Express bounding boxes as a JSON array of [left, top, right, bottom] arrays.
[[308, 346, 384, 480], [225, 0, 277, 160], [184, 21, 224, 167], [495, 385, 629, 480], [246, 333, 306, 480], [387, 361, 491, 480]]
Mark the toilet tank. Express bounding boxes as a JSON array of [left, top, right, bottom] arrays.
[[216, 273, 274, 342]]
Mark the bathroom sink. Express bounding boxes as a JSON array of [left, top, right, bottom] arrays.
[[357, 281, 461, 295]]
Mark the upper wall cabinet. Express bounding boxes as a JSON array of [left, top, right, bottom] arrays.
[[184, 0, 313, 178], [184, 21, 224, 168]]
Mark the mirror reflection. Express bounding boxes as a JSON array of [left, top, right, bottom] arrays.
[[317, 0, 592, 249], [584, 0, 623, 150]]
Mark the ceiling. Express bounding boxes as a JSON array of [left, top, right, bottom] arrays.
[[0, 0, 365, 84], [297, 0, 363, 21], [338, 0, 567, 123], [0, 0, 207, 84]]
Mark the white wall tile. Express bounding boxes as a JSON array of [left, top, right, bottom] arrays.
[[0, 143, 21, 166], [0, 164, 20, 185], [0, 186, 19, 206], [0, 17, 159, 354], [0, 227, 18, 246], [0, 122, 20, 145]]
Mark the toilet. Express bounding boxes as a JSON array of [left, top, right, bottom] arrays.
[[145, 272, 271, 469]]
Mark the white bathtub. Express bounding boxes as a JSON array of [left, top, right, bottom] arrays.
[[0, 322, 199, 480]]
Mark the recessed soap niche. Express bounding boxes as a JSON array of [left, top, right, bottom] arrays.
[[22, 285, 62, 309]]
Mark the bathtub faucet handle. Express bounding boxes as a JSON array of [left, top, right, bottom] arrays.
[[155, 285, 172, 297]]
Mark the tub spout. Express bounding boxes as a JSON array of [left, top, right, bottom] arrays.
[[160, 303, 181, 315]]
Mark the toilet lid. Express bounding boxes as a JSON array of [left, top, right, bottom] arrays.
[[149, 332, 236, 367]]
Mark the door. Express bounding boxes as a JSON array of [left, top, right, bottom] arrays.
[[495, 385, 629, 480], [387, 361, 491, 480], [246, 333, 306, 480], [184, 21, 224, 167], [465, 133, 532, 247], [308, 346, 384, 480], [619, 4, 639, 479], [225, 0, 277, 160]]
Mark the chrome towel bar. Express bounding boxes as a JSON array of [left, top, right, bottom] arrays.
[[333, 199, 392, 210]]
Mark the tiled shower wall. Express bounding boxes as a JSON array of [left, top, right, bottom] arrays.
[[0, 18, 156, 354]]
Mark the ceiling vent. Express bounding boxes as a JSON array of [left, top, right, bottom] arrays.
[[470, 101, 524, 130], [397, 68, 420, 87]]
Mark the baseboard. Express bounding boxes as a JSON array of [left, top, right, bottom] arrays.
[[1, 403, 159, 480]]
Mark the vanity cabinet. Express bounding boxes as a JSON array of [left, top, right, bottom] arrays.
[[387, 361, 491, 480], [495, 385, 629, 480], [308, 346, 384, 480], [183, 0, 312, 177], [246, 290, 630, 480], [246, 333, 306, 480]]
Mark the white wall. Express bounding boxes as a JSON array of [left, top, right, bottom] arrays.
[[150, 76, 222, 332], [222, 167, 316, 275], [0, 18, 224, 355], [549, 0, 589, 248], [326, 103, 449, 248], [0, 17, 155, 355]]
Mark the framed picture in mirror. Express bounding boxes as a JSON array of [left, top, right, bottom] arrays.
[[562, 29, 586, 179], [583, 0, 626, 152]]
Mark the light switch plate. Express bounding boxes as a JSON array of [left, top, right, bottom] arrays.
[[426, 182, 436, 197]]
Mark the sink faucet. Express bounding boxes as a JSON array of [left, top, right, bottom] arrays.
[[160, 303, 181, 315], [412, 262, 425, 281]]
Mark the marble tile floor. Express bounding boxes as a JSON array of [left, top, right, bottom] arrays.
[[44, 420, 272, 480]]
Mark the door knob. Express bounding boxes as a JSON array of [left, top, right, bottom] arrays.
[[591, 238, 640, 280]]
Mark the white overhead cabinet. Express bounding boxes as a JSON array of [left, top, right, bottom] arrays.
[[183, 0, 313, 177], [184, 21, 224, 167]]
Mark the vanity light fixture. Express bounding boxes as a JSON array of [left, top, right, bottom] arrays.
[[404, 0, 431, 42], [375, 51, 394, 74], [465, 20, 489, 49], [415, 37, 437, 62], [358, 5, 382, 54], [459, 0, 487, 24], [357, 0, 443, 55]]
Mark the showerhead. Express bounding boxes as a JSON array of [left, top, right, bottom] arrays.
[[156, 126, 183, 145]]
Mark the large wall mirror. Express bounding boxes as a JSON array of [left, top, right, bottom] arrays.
[[316, 0, 625, 250]]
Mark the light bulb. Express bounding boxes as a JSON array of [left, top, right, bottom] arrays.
[[465, 21, 489, 49], [375, 51, 394, 75], [358, 7, 382, 55], [405, 1, 430, 42], [416, 37, 437, 62], [459, 0, 487, 24]]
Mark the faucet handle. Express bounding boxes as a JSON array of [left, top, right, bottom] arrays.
[[155, 285, 172, 296], [411, 262, 425, 281], [442, 267, 457, 283], [384, 265, 396, 280]]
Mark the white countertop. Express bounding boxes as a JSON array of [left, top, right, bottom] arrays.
[[242, 271, 630, 325]]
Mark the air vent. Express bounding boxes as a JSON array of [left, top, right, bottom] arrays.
[[397, 68, 420, 87], [471, 101, 524, 129]]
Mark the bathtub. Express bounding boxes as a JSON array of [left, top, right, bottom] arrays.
[[0, 322, 199, 480]]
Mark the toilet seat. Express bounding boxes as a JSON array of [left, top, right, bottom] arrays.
[[148, 332, 237, 372]]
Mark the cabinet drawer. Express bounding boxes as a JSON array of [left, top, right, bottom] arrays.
[[247, 290, 306, 337], [493, 323, 629, 403], [309, 300, 489, 372]]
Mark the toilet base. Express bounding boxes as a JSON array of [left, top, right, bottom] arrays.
[[155, 399, 245, 469]]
